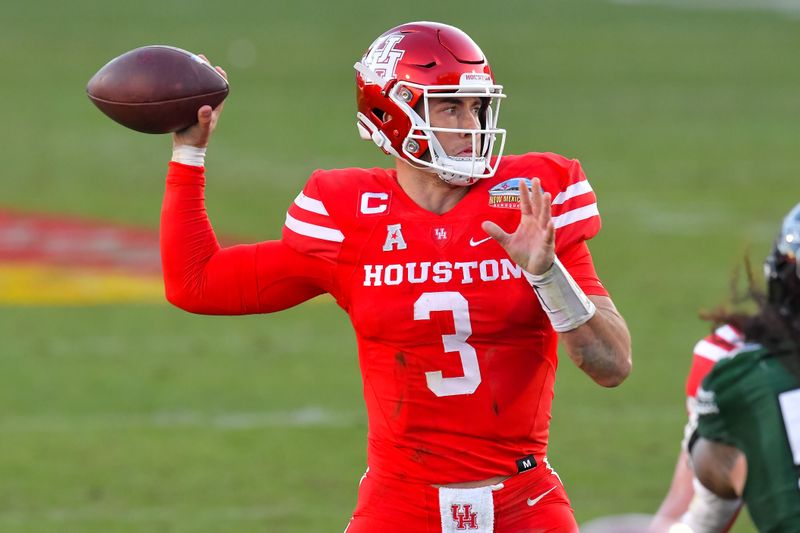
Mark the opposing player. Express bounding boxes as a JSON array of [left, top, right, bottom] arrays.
[[161, 22, 632, 532], [684, 203, 800, 532], [689, 202, 800, 532]]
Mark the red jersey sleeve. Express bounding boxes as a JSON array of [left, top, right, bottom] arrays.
[[529, 153, 604, 296], [282, 170, 344, 262], [558, 241, 608, 297], [160, 162, 333, 315], [684, 324, 744, 399], [544, 154, 601, 253]]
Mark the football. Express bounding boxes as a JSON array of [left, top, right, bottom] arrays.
[[86, 45, 229, 134]]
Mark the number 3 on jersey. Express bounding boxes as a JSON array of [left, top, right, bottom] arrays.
[[414, 292, 481, 397]]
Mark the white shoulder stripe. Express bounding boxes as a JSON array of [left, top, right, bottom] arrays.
[[715, 324, 743, 345], [294, 192, 329, 216], [553, 204, 599, 229], [284, 213, 344, 243], [693, 339, 734, 362], [552, 181, 593, 205]]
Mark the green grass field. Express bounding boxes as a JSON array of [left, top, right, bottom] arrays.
[[2, 0, 799, 530]]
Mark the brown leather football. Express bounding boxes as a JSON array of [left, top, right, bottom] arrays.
[[87, 46, 229, 134]]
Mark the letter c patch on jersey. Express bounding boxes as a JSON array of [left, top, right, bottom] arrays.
[[360, 191, 391, 216]]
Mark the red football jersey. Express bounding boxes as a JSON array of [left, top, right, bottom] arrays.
[[684, 324, 744, 403], [161, 152, 608, 485]]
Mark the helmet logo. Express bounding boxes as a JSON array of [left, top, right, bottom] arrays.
[[363, 34, 405, 84], [460, 73, 492, 86]]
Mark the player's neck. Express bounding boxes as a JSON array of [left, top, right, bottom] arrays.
[[395, 161, 469, 215]]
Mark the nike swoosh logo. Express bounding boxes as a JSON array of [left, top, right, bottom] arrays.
[[469, 236, 492, 247], [526, 486, 557, 507]]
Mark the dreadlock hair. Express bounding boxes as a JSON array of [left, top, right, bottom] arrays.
[[700, 255, 800, 353]]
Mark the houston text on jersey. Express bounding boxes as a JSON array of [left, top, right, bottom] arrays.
[[363, 258, 524, 286]]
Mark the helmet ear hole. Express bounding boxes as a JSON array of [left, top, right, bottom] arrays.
[[372, 108, 388, 124]]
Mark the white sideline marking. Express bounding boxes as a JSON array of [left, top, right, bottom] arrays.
[[611, 0, 800, 17], [0, 407, 363, 432], [607, 201, 777, 237]]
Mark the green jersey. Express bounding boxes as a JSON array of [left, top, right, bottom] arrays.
[[696, 342, 800, 532]]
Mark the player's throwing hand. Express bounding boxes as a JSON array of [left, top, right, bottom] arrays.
[[173, 55, 228, 150]]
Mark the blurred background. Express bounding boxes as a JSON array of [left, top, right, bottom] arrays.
[[1, 0, 798, 531]]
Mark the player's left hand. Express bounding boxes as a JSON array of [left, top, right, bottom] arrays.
[[481, 178, 555, 276]]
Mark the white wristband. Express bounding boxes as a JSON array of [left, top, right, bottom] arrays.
[[679, 478, 741, 532], [171, 145, 206, 167], [524, 256, 596, 332]]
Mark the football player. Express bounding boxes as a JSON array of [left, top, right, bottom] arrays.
[[161, 22, 632, 532], [655, 203, 800, 533]]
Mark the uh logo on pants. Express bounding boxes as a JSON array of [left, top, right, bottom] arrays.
[[439, 485, 494, 532], [451, 503, 479, 530]]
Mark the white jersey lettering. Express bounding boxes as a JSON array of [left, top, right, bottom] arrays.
[[500, 259, 522, 280], [364, 264, 384, 286], [432, 262, 453, 284], [454, 261, 479, 284], [362, 259, 524, 287], [384, 264, 403, 285], [407, 262, 431, 283]]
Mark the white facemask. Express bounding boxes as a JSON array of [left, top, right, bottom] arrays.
[[392, 79, 507, 187]]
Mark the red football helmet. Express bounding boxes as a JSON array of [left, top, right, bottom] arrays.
[[355, 21, 506, 186]]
